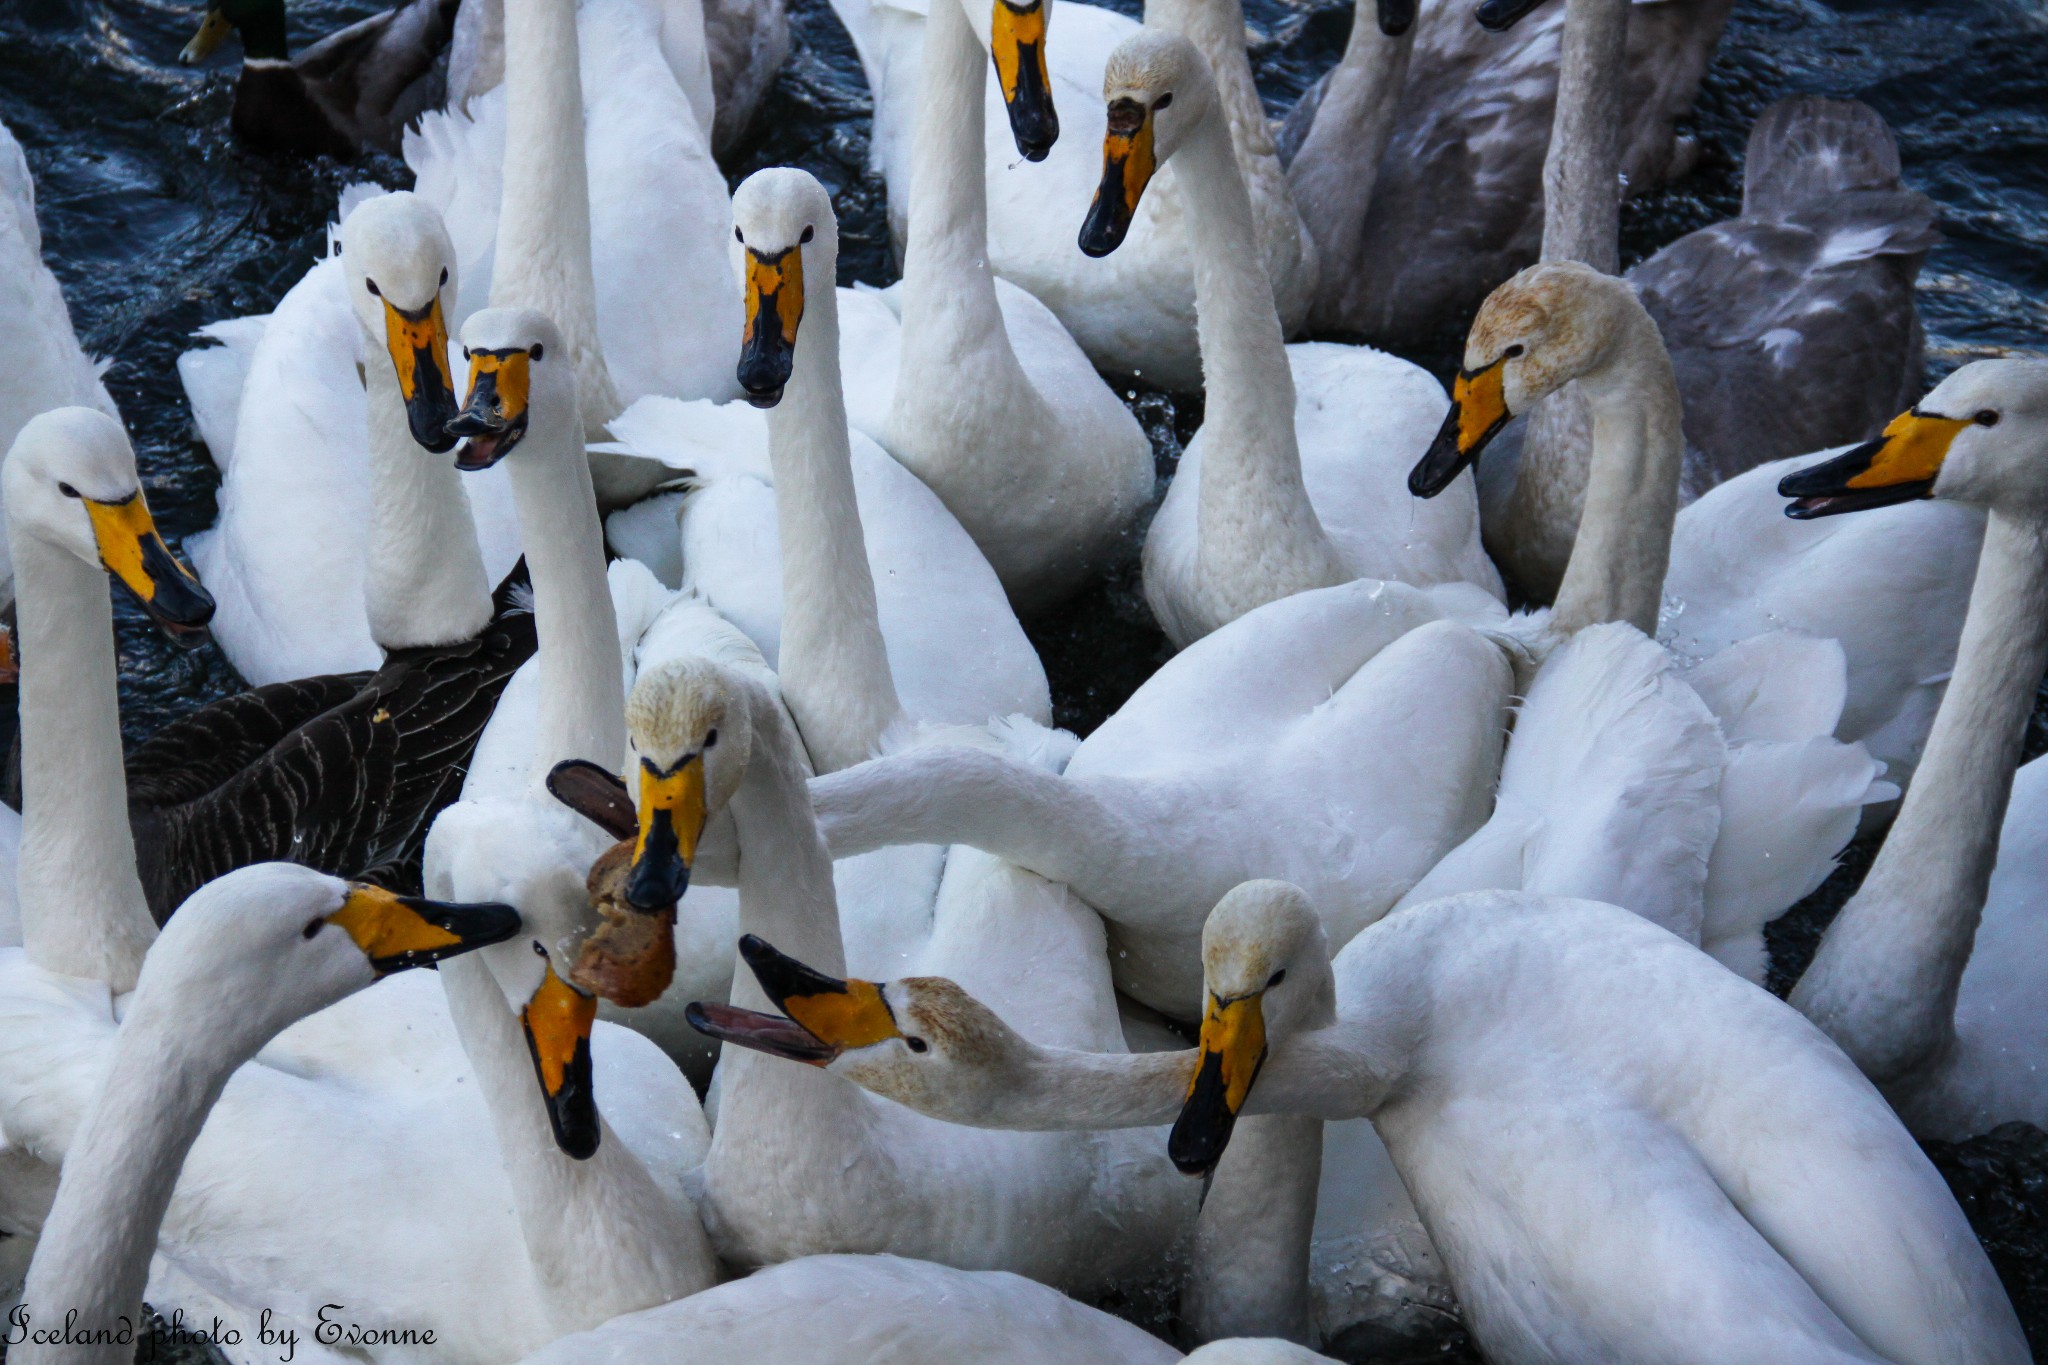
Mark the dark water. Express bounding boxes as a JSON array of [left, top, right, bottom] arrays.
[[3, 0, 2047, 1359]]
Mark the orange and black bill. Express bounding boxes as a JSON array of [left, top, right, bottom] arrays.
[[739, 245, 805, 408], [1409, 355, 1512, 498], [1166, 987, 1268, 1176], [1780, 407, 1970, 519], [325, 884, 520, 975], [1079, 97, 1157, 258], [624, 751, 708, 912], [991, 0, 1058, 161], [376, 291, 460, 453], [448, 346, 533, 470], [82, 490, 215, 643], [685, 934, 901, 1065], [524, 961, 601, 1159]]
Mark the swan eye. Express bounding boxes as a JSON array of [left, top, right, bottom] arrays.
[[532, 941, 548, 958], [303, 917, 324, 940], [801, 226, 815, 244], [1975, 410, 2000, 427], [1267, 969, 1286, 989], [1503, 344, 1524, 359], [531, 343, 545, 362], [705, 728, 718, 749], [439, 267, 449, 286], [1154, 92, 1173, 110], [905, 1037, 928, 1053], [734, 227, 745, 244], [365, 278, 381, 297], [57, 482, 80, 499]]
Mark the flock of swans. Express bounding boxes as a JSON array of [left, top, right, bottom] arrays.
[[0, 0, 2042, 1359]]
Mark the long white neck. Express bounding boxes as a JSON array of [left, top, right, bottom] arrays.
[[16, 992, 247, 1365], [9, 526, 154, 991], [1539, 0, 1628, 272], [506, 405, 624, 779], [1793, 510, 2048, 1083], [1547, 310, 1684, 638], [1287, 12, 1413, 295], [1176, 105, 1345, 618], [887, 0, 1043, 450], [437, 954, 715, 1333], [362, 356, 493, 651], [765, 255, 903, 775], [493, 0, 621, 440]]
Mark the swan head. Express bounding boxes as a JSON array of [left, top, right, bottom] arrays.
[[1409, 261, 1649, 498], [448, 308, 574, 471], [130, 863, 516, 1058], [337, 193, 461, 453], [964, 0, 1058, 161], [1081, 32, 1214, 257], [685, 934, 1041, 1122], [1169, 880, 1332, 1177], [731, 169, 836, 409], [2, 407, 214, 644], [1781, 359, 2048, 519], [620, 657, 755, 912]]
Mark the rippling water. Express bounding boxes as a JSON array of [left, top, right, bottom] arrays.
[[2, 0, 2046, 1357]]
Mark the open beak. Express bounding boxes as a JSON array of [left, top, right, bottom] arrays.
[[85, 492, 216, 644], [1409, 355, 1512, 498], [624, 753, 707, 911], [1376, 0, 1416, 34], [325, 883, 520, 975], [1167, 987, 1268, 1176], [1780, 408, 1967, 519], [1474, 0, 1554, 32], [738, 246, 804, 408], [523, 960, 601, 1159], [379, 295, 460, 453], [179, 5, 232, 64], [447, 347, 532, 470], [686, 934, 900, 1064], [1079, 97, 1156, 258], [991, 0, 1058, 161]]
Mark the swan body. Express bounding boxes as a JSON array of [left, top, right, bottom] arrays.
[[1085, 33, 1495, 646], [837, 0, 1314, 390], [794, 881, 2028, 1365]]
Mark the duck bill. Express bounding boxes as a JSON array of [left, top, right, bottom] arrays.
[[1474, 0, 1553, 32], [179, 6, 232, 63], [625, 755, 706, 911], [448, 347, 532, 470], [737, 934, 902, 1051], [739, 246, 804, 408], [84, 493, 216, 644], [1079, 99, 1155, 258], [523, 962, 601, 1159], [1375, 0, 1417, 35], [1779, 408, 1966, 519], [325, 883, 521, 974], [1167, 989, 1267, 1177], [1409, 357, 1511, 498], [991, 0, 1058, 161], [684, 1000, 841, 1064], [379, 295, 460, 453]]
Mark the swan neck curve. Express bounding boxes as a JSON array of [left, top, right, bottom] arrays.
[[8, 525, 155, 991], [1287, 17, 1413, 284], [1539, 0, 1628, 273], [766, 246, 904, 775], [1793, 509, 2048, 1083], [362, 357, 493, 650]]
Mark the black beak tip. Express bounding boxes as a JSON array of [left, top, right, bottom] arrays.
[[623, 861, 690, 913], [743, 386, 785, 410], [1378, 0, 1417, 34], [1474, 0, 1546, 31], [552, 1109, 600, 1161]]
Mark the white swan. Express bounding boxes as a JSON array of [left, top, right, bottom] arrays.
[[1080, 32, 1498, 647], [9, 864, 518, 1365], [408, 0, 739, 506], [834, 0, 1314, 389], [1781, 360, 2048, 1140], [751, 878, 2029, 1365], [0, 116, 117, 653]]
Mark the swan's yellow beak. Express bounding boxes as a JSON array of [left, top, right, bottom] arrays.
[[1410, 355, 1512, 498], [523, 961, 601, 1159], [625, 754, 706, 912], [83, 491, 215, 642], [1079, 97, 1156, 258], [991, 0, 1057, 161], [448, 346, 533, 470], [325, 884, 520, 974], [685, 935, 898, 1065], [180, 6, 232, 64], [377, 292, 460, 453], [1781, 407, 1972, 519], [739, 246, 804, 408], [1168, 987, 1267, 1176]]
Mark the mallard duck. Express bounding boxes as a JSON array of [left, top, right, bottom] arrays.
[[179, 0, 461, 159]]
